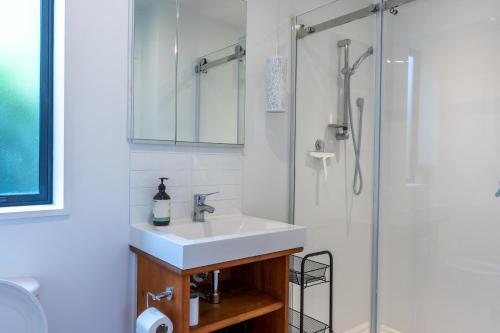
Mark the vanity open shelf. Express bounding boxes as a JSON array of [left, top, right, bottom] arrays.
[[131, 246, 302, 333], [191, 280, 283, 333]]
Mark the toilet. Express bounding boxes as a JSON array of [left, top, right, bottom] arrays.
[[0, 278, 48, 333]]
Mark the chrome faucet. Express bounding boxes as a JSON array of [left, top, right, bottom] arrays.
[[193, 192, 218, 222]]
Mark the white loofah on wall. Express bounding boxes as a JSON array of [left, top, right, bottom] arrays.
[[266, 55, 287, 112]]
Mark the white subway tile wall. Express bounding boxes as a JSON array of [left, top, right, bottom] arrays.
[[130, 148, 243, 224]]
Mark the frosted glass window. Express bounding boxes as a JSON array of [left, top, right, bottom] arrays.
[[0, 0, 53, 206]]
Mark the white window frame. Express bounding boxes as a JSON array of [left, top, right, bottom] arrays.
[[0, 0, 67, 221]]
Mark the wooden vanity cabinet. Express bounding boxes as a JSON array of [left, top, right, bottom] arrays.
[[131, 246, 302, 333]]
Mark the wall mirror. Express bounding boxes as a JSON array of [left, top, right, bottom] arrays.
[[132, 0, 177, 142], [130, 0, 247, 145]]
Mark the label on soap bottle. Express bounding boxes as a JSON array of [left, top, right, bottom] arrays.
[[153, 199, 171, 223]]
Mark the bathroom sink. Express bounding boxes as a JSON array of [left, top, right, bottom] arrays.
[[129, 214, 305, 270]]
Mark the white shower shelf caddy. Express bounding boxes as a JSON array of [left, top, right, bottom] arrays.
[[309, 151, 335, 181]]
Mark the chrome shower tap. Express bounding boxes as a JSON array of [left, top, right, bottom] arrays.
[[193, 192, 218, 222]]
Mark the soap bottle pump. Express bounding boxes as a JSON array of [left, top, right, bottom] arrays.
[[152, 178, 171, 226]]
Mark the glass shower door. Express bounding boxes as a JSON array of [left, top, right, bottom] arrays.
[[378, 0, 500, 332], [292, 1, 379, 331]]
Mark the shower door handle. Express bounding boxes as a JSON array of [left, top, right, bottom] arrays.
[[495, 182, 500, 198]]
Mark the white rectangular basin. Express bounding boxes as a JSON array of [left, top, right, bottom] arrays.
[[129, 214, 306, 270]]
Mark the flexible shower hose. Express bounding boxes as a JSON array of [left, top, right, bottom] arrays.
[[345, 74, 364, 196]]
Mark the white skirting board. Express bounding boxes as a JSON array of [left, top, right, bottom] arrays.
[[343, 322, 403, 333]]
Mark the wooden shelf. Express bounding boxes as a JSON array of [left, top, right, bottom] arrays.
[[189, 285, 284, 333], [133, 247, 301, 332]]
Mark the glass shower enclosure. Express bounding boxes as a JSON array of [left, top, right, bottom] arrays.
[[290, 0, 500, 332]]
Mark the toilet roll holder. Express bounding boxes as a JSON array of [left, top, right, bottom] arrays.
[[146, 287, 174, 308]]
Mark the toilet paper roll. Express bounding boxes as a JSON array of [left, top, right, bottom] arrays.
[[189, 295, 199, 326], [136, 307, 173, 333]]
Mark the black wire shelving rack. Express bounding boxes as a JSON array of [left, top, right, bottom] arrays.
[[288, 251, 334, 333]]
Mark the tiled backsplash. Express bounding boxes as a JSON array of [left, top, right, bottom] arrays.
[[130, 147, 242, 224]]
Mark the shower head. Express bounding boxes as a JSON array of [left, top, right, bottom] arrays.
[[351, 46, 374, 73]]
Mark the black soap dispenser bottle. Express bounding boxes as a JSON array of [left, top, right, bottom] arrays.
[[152, 178, 171, 226]]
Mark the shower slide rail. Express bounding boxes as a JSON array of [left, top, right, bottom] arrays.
[[195, 44, 246, 74]]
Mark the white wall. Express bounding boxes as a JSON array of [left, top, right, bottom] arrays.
[[242, 0, 291, 222], [129, 145, 242, 223], [242, 0, 336, 222], [0, 1, 131, 333]]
